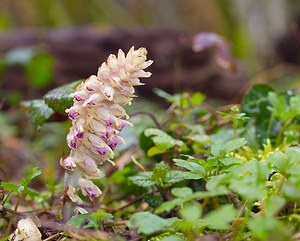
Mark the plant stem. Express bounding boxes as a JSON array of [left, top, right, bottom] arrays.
[[5, 193, 24, 236], [61, 170, 80, 223]]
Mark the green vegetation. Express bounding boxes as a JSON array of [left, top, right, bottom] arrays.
[[2, 79, 300, 240]]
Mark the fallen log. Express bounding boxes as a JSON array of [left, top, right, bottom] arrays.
[[0, 27, 248, 101]]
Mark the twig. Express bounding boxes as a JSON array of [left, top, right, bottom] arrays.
[[42, 233, 60, 241], [37, 210, 60, 223], [104, 220, 127, 227], [131, 156, 146, 172], [40, 220, 109, 240], [130, 111, 162, 129], [112, 195, 144, 213]]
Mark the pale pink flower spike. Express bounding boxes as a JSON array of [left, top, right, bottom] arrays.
[[62, 47, 152, 204]]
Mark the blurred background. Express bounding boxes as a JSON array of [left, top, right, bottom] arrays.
[[2, 0, 300, 183], [1, 0, 300, 103]]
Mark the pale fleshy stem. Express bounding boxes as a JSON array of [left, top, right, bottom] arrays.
[[62, 169, 80, 223]]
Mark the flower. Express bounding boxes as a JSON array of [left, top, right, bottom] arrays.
[[62, 47, 152, 203]]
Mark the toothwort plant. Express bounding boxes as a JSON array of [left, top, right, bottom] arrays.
[[60, 47, 152, 221]]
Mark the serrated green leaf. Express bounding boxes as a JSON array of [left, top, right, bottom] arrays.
[[144, 194, 163, 208], [129, 172, 155, 187], [44, 80, 81, 114], [152, 162, 169, 184], [166, 170, 192, 183], [127, 212, 176, 235], [240, 84, 276, 146], [21, 99, 54, 128], [145, 128, 184, 151], [241, 84, 273, 115], [173, 159, 206, 176]]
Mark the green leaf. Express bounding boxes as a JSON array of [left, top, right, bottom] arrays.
[[91, 211, 113, 220], [127, 212, 176, 235], [179, 204, 202, 222], [67, 211, 113, 229], [203, 204, 238, 229], [166, 170, 193, 183], [211, 138, 247, 157], [2, 167, 41, 195], [241, 84, 273, 115], [240, 84, 274, 145], [144, 194, 163, 208], [211, 141, 225, 157], [147, 146, 166, 157], [286, 147, 300, 165], [25, 53, 55, 88], [20, 167, 42, 187], [171, 187, 193, 198], [1, 182, 20, 192], [155, 188, 228, 214], [264, 196, 286, 216], [155, 198, 185, 214], [159, 235, 185, 241], [206, 173, 230, 191], [267, 151, 287, 172], [173, 159, 206, 177], [190, 92, 205, 105], [145, 128, 184, 151], [229, 176, 266, 200], [21, 99, 54, 128], [224, 138, 247, 153], [248, 216, 282, 240], [152, 162, 169, 183], [129, 172, 155, 188], [44, 80, 81, 114], [219, 157, 243, 166]]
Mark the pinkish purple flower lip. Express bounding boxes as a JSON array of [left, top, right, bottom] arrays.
[[101, 132, 110, 140], [69, 139, 78, 150], [117, 119, 131, 131], [105, 115, 116, 126], [95, 146, 108, 155], [68, 111, 80, 120], [109, 136, 122, 150], [85, 188, 97, 200], [87, 101, 95, 106], [74, 96, 84, 102], [86, 86, 94, 91], [76, 132, 84, 140], [65, 164, 75, 171]]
